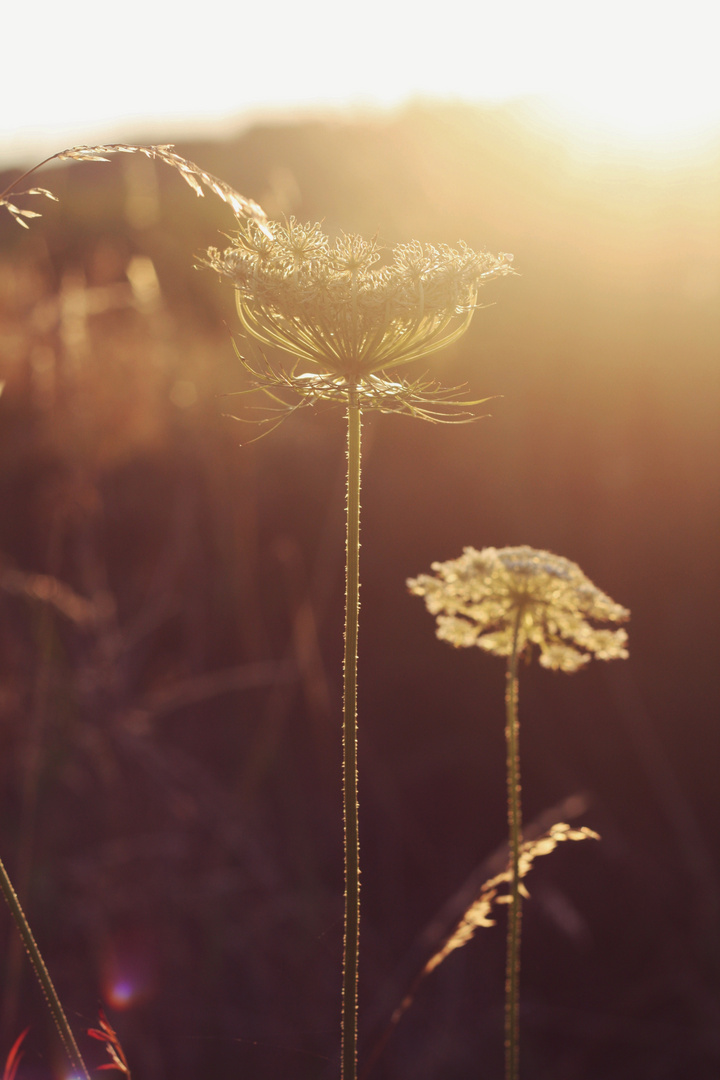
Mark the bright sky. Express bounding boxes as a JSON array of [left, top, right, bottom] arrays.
[[2, 0, 719, 165]]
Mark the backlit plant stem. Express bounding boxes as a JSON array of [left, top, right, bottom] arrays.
[[342, 387, 362, 1080], [504, 607, 524, 1080], [409, 547, 628, 1077], [0, 854, 91, 1080]]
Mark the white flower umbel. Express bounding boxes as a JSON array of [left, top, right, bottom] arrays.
[[208, 220, 514, 431], [408, 545, 629, 672], [208, 221, 513, 381]]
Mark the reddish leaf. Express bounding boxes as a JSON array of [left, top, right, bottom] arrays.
[[3, 1029, 29, 1080]]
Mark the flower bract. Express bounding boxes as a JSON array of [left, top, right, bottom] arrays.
[[206, 219, 513, 385], [408, 546, 629, 671]]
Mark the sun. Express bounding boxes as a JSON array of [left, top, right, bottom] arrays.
[[401, 0, 720, 154], [543, 59, 720, 151], [514, 0, 720, 150]]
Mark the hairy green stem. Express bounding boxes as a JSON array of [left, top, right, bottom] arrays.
[[0, 854, 91, 1080], [342, 389, 362, 1080], [504, 609, 523, 1080]]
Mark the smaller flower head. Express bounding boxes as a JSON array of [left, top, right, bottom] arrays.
[[408, 546, 629, 671]]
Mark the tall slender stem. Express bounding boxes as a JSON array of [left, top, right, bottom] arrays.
[[504, 609, 523, 1080], [342, 389, 362, 1080], [0, 854, 91, 1080]]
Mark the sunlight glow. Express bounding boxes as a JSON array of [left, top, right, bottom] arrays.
[[515, 0, 719, 145], [1, 0, 718, 164]]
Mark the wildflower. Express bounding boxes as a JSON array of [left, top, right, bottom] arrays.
[[410, 548, 628, 1080], [207, 217, 513, 1080], [206, 219, 513, 414], [408, 545, 629, 672]]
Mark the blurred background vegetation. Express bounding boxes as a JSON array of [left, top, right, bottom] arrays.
[[0, 102, 718, 1080]]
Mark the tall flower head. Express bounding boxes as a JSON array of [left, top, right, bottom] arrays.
[[408, 546, 629, 672], [206, 219, 513, 419]]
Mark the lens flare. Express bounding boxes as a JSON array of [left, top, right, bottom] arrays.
[[105, 979, 136, 1011], [99, 928, 157, 1011]]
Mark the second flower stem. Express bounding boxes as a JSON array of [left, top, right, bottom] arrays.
[[342, 389, 362, 1080], [504, 609, 523, 1080]]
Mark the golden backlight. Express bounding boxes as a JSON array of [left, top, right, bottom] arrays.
[[0, 2, 718, 1073], [519, 1, 719, 151], [1, 0, 717, 165]]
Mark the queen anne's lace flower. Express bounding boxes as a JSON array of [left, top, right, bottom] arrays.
[[408, 546, 629, 671], [206, 219, 513, 382]]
